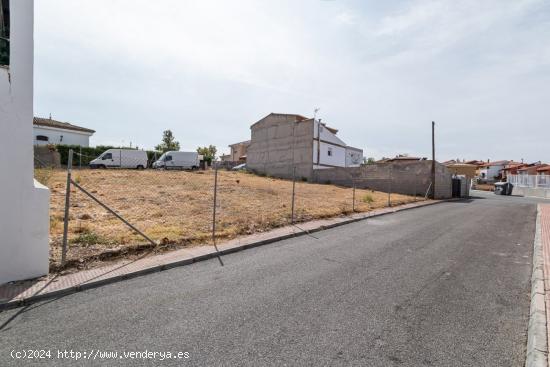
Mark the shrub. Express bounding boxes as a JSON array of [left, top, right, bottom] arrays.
[[362, 194, 374, 204]]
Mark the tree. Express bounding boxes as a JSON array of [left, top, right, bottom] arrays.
[[197, 145, 217, 163], [362, 157, 376, 165], [155, 130, 180, 152]]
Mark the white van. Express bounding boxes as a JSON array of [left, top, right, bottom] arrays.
[[152, 151, 201, 170], [89, 149, 148, 169]]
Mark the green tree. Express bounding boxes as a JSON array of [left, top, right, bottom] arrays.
[[197, 145, 217, 163], [362, 157, 376, 165], [155, 130, 180, 152]]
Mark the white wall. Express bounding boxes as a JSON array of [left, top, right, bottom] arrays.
[[33, 126, 91, 146], [313, 140, 346, 168], [0, 0, 50, 284], [313, 120, 346, 146], [346, 148, 363, 167]]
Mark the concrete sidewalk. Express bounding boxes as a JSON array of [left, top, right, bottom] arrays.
[[0, 200, 441, 310]]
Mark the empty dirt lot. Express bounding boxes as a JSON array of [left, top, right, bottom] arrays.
[[35, 169, 420, 270]]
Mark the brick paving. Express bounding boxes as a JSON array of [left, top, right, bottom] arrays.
[[0, 200, 440, 309]]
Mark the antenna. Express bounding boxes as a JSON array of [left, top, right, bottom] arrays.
[[313, 107, 320, 120]]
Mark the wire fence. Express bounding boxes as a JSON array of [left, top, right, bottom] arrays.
[[33, 149, 428, 270]]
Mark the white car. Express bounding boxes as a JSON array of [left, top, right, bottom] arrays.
[[89, 149, 148, 169], [153, 151, 201, 170]]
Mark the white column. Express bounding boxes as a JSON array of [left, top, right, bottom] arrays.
[[0, 0, 50, 284]]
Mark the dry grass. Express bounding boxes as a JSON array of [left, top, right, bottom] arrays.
[[36, 168, 420, 270]]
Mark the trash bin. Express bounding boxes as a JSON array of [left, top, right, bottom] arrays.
[[505, 182, 514, 196], [494, 182, 506, 195]]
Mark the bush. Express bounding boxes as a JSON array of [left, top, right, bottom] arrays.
[[362, 194, 374, 204]]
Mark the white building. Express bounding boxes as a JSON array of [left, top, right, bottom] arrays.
[[33, 116, 95, 146], [247, 113, 363, 180], [0, 0, 50, 284], [478, 160, 509, 182], [313, 119, 363, 170]]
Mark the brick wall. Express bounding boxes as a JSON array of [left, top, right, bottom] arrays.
[[312, 161, 452, 199]]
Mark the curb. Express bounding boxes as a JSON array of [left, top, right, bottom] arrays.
[[0, 199, 448, 311], [526, 205, 548, 367]]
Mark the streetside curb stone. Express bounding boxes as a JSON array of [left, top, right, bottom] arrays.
[[526, 205, 548, 367], [0, 199, 450, 311]]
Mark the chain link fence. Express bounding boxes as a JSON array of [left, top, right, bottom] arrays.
[[34, 150, 428, 271]]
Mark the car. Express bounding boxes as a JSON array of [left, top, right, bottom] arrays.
[[232, 163, 247, 171]]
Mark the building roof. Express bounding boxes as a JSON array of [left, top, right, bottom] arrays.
[[228, 140, 251, 147], [537, 164, 550, 172], [33, 117, 95, 134], [479, 160, 510, 167]]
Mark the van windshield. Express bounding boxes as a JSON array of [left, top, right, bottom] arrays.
[[158, 153, 167, 162]]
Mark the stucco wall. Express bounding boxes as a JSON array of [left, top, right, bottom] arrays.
[[33, 126, 91, 146], [0, 0, 50, 284], [247, 115, 314, 180], [312, 161, 453, 199]]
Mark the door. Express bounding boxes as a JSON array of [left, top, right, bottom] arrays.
[[102, 152, 117, 167]]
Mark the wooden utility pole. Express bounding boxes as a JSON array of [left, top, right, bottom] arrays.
[[431, 121, 436, 199]]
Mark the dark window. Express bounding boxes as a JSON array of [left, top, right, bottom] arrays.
[[165, 155, 172, 161], [102, 153, 112, 160], [36, 135, 49, 142], [327, 147, 333, 157], [0, 0, 9, 66]]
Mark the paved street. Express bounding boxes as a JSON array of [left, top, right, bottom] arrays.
[[0, 192, 543, 366]]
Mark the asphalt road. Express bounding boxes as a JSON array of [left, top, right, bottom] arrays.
[[0, 191, 543, 366]]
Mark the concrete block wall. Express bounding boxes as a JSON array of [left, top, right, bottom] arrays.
[[34, 145, 61, 168], [247, 115, 314, 180], [312, 161, 453, 199]]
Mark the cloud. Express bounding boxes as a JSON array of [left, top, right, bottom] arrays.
[[34, 0, 550, 161]]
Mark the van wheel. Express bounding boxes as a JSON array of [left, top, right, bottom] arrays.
[[191, 166, 198, 171], [99, 165, 106, 169], [137, 165, 145, 170]]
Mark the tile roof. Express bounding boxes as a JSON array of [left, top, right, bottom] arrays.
[[33, 117, 95, 134]]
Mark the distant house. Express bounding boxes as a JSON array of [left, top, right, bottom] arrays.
[[227, 140, 250, 163], [517, 163, 544, 176], [478, 160, 510, 181], [446, 163, 478, 179], [247, 113, 363, 180], [537, 165, 550, 175], [33, 117, 95, 147]]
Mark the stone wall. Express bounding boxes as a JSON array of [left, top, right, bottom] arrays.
[[34, 145, 61, 168], [312, 161, 453, 199]]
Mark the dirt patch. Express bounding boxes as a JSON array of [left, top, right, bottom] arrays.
[[36, 168, 421, 272]]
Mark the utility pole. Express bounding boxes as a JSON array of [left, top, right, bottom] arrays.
[[431, 121, 436, 199]]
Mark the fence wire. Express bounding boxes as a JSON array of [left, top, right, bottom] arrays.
[[34, 151, 428, 270]]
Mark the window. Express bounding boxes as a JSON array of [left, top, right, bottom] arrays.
[[0, 0, 9, 66], [102, 153, 112, 160], [165, 155, 173, 161], [36, 135, 49, 142], [327, 147, 333, 157]]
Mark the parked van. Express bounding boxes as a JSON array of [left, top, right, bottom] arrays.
[[89, 149, 148, 169], [152, 151, 201, 170]]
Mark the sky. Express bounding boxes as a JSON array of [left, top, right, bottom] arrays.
[[34, 0, 550, 161]]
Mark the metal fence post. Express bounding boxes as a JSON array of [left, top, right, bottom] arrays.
[[387, 164, 392, 207], [291, 166, 296, 224], [352, 181, 356, 212], [61, 149, 73, 266], [211, 164, 223, 266], [414, 173, 418, 201]]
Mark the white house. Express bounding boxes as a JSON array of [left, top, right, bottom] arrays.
[[33, 116, 95, 146], [478, 160, 509, 181], [313, 119, 363, 170], [0, 0, 50, 284]]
